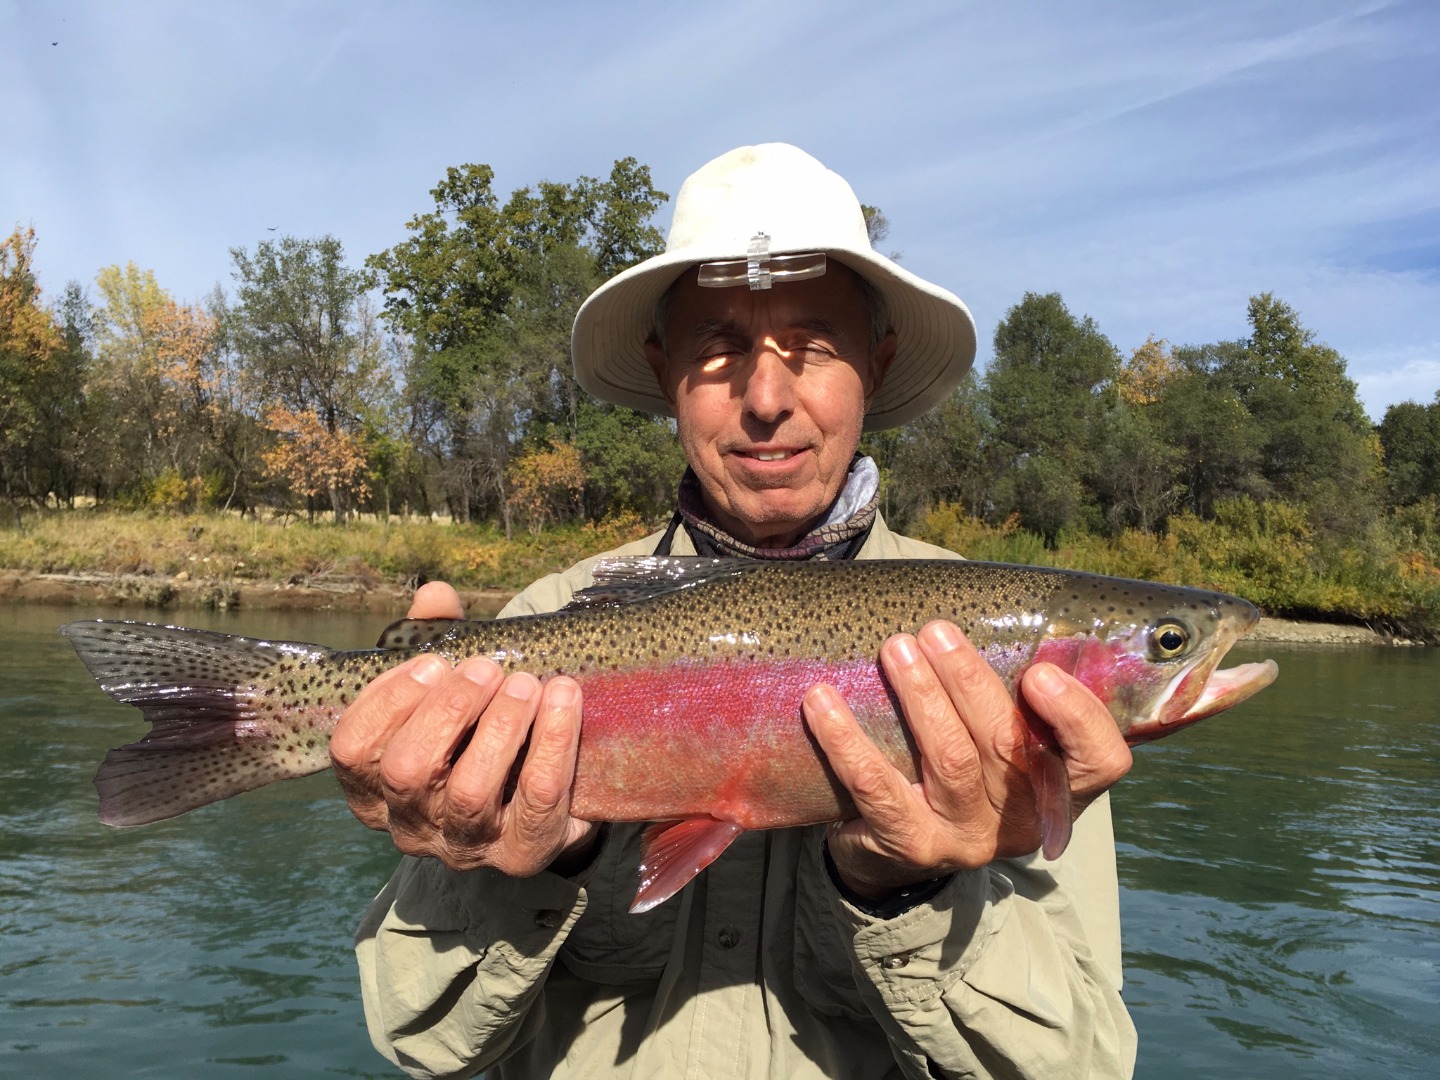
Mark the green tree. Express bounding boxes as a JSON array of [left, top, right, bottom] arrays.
[[1158, 341, 1267, 518], [871, 373, 996, 528], [985, 292, 1119, 540], [1235, 294, 1379, 538], [1379, 395, 1440, 506], [369, 158, 668, 526]]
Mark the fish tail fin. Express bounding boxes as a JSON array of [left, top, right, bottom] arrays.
[[631, 818, 745, 913], [61, 620, 336, 827]]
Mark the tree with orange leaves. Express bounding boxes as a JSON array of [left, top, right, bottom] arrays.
[[260, 405, 371, 522]]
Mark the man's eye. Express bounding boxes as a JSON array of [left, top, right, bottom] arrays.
[[789, 341, 837, 360], [694, 351, 734, 374]]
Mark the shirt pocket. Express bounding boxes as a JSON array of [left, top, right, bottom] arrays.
[[560, 823, 677, 984]]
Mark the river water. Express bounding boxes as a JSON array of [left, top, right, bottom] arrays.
[[1, 603, 1436, 1078]]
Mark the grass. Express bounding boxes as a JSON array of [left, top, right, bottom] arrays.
[[0, 509, 656, 593]]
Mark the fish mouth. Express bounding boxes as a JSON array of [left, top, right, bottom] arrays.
[[1126, 623, 1278, 744], [1176, 659, 1278, 723]]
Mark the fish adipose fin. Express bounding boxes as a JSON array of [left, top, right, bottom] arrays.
[[631, 818, 746, 913], [60, 621, 335, 827]]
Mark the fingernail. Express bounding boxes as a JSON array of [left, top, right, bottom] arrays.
[[502, 674, 538, 702], [546, 679, 577, 708], [410, 657, 446, 686], [890, 635, 920, 665], [923, 621, 963, 653], [805, 684, 839, 712], [1028, 664, 1065, 696], [459, 658, 499, 685]]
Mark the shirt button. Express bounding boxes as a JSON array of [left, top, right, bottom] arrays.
[[534, 909, 562, 929], [880, 953, 911, 970], [717, 925, 741, 949]]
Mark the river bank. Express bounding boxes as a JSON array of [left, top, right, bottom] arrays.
[[1, 569, 1410, 645]]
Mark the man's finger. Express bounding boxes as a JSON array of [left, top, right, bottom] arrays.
[[378, 658, 504, 801], [408, 580, 465, 621], [1020, 663, 1133, 796], [444, 671, 542, 828], [330, 654, 449, 773], [802, 683, 915, 835], [502, 678, 585, 872]]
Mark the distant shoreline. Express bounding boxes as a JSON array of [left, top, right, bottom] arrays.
[[2, 569, 1411, 646]]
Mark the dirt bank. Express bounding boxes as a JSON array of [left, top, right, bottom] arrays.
[[1, 569, 1414, 646]]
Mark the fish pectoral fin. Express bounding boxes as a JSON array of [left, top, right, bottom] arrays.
[[1025, 734, 1074, 861], [631, 818, 746, 913]]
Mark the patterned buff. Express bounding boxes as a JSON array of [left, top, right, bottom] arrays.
[[675, 455, 881, 561]]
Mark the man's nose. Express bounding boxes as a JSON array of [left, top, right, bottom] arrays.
[[742, 336, 797, 423]]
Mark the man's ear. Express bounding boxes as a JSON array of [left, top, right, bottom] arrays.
[[865, 330, 897, 405], [644, 339, 678, 409]]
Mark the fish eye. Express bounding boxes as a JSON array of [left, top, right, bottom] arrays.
[[1151, 620, 1191, 660]]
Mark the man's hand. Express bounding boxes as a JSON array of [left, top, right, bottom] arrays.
[[330, 581, 600, 876], [803, 620, 1132, 902]]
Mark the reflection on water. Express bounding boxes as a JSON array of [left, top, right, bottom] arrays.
[[1115, 642, 1440, 1078], [2, 609, 1437, 1077]]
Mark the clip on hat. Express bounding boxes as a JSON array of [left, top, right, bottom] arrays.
[[696, 232, 827, 291], [571, 143, 978, 431]]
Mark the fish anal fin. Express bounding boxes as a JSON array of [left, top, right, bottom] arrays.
[[631, 818, 745, 913]]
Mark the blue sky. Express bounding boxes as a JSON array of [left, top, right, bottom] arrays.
[[4, 0, 1437, 420]]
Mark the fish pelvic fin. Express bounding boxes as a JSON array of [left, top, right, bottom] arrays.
[[631, 818, 746, 913], [1025, 734, 1074, 861], [61, 620, 336, 827]]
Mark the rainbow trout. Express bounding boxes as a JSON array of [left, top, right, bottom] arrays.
[[63, 557, 1277, 911]]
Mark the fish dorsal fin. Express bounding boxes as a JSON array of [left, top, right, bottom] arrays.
[[565, 556, 759, 609], [375, 618, 465, 650]]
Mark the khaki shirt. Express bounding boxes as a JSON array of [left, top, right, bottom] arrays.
[[355, 516, 1137, 1078]]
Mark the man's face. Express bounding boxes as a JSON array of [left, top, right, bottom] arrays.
[[644, 264, 895, 549]]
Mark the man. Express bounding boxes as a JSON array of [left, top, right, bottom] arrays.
[[332, 144, 1137, 1078]]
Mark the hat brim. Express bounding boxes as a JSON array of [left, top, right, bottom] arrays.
[[572, 244, 977, 432]]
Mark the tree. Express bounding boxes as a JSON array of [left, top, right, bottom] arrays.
[[260, 406, 370, 521], [229, 236, 383, 520], [1154, 343, 1266, 518], [1380, 396, 1440, 507], [872, 374, 996, 527], [88, 262, 173, 497], [1235, 294, 1380, 538], [985, 292, 1119, 540], [0, 226, 68, 502], [369, 158, 669, 526]]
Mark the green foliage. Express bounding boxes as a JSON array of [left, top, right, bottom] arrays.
[[573, 400, 687, 522], [982, 292, 1119, 540], [908, 498, 1440, 640], [367, 158, 668, 525], [1379, 396, 1440, 506]]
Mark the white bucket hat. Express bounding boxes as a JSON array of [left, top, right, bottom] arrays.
[[571, 143, 977, 431]]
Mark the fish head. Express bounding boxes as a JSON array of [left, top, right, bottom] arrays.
[[1032, 577, 1278, 745]]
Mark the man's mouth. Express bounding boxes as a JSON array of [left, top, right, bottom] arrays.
[[735, 446, 806, 462]]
